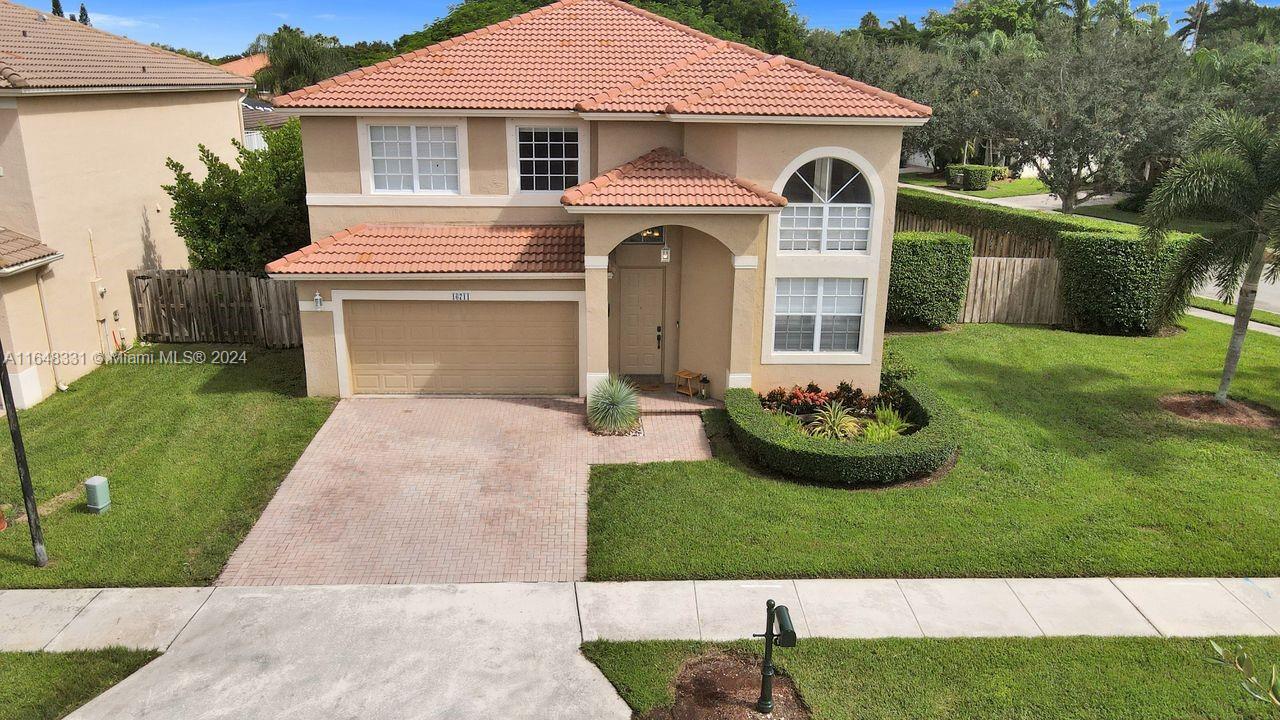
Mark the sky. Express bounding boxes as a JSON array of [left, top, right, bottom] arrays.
[[17, 0, 942, 58]]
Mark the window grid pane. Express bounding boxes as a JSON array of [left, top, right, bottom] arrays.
[[518, 127, 580, 191], [370, 125, 460, 193], [778, 157, 873, 254], [823, 204, 872, 252], [773, 277, 865, 353], [780, 206, 823, 251]]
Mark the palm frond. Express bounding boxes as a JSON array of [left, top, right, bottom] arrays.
[[1185, 110, 1270, 166], [1142, 150, 1256, 235], [1156, 232, 1258, 326]]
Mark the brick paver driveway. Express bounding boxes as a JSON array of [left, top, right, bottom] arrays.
[[218, 397, 711, 586]]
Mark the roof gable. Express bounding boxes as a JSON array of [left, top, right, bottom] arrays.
[[562, 147, 785, 207], [275, 0, 929, 120], [0, 1, 250, 91]]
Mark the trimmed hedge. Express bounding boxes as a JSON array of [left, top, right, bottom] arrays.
[[945, 164, 1003, 190], [724, 380, 960, 486], [1057, 231, 1192, 335], [888, 231, 974, 329], [897, 187, 1138, 244]]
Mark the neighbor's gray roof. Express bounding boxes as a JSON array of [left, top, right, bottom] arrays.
[[242, 95, 296, 130], [0, 226, 58, 271], [0, 0, 252, 91]]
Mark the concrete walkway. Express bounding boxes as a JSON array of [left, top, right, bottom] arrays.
[[3, 578, 1277, 718], [1186, 306, 1280, 338]]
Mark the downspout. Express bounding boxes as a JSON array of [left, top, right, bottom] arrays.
[[34, 268, 67, 391]]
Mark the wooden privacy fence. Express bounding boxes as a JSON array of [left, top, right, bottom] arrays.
[[128, 269, 302, 348], [961, 257, 1065, 324], [895, 211, 1054, 259], [897, 210, 1066, 325]]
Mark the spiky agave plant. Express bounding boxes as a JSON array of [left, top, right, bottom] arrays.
[[587, 375, 641, 434], [806, 401, 862, 439]]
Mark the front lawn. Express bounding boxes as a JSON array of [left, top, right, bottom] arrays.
[[584, 637, 1280, 720], [0, 346, 334, 588], [900, 173, 1049, 198], [0, 649, 157, 720], [1067, 202, 1233, 237], [1191, 295, 1280, 329], [587, 319, 1280, 579]]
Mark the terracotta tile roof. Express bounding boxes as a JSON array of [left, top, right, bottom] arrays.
[[0, 225, 59, 271], [218, 52, 269, 78], [562, 147, 785, 207], [275, 0, 929, 120], [266, 224, 585, 274], [0, 1, 251, 91]]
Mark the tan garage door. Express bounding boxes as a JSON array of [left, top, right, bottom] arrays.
[[345, 300, 578, 395]]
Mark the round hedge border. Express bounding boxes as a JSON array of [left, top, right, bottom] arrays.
[[723, 380, 961, 486]]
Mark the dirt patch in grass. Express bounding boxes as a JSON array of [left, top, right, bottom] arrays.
[[639, 651, 809, 720], [1159, 392, 1280, 430]]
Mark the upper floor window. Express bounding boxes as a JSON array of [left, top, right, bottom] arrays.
[[369, 125, 459, 193], [517, 127, 579, 191], [779, 158, 872, 253]]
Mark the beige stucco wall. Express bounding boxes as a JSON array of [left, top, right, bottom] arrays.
[[0, 106, 39, 238], [468, 117, 508, 195], [594, 120, 684, 173], [300, 116, 360, 194], [677, 230, 734, 398], [6, 89, 242, 394], [0, 270, 57, 407]]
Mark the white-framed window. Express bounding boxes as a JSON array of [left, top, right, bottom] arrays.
[[516, 126, 580, 191], [779, 158, 872, 252], [368, 124, 460, 193], [773, 277, 866, 353]]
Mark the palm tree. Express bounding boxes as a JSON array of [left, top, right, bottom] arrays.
[[250, 26, 353, 96], [1058, 0, 1095, 36], [1174, 0, 1211, 48], [1143, 110, 1280, 404]]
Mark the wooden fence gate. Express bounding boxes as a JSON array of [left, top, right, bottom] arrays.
[[127, 269, 302, 348], [960, 257, 1065, 324]]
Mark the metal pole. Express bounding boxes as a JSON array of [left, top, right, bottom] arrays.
[[0, 336, 48, 567], [756, 599, 776, 714]]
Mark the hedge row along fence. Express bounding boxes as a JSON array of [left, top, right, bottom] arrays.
[[724, 380, 961, 486], [893, 188, 1194, 336], [887, 232, 974, 329]]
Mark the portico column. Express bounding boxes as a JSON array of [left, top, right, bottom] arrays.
[[727, 254, 758, 389], [584, 255, 610, 396]]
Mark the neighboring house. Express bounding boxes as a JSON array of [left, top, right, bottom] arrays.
[[0, 0, 251, 407], [240, 94, 297, 150], [268, 0, 930, 399], [217, 52, 269, 79]]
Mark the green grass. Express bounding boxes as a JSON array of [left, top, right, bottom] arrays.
[[0, 345, 335, 588], [1067, 203, 1233, 237], [587, 319, 1280, 579], [1191, 295, 1280, 329], [0, 649, 157, 720], [583, 638, 1280, 720], [900, 173, 1049, 198]]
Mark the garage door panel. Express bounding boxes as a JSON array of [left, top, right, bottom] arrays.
[[345, 300, 578, 395]]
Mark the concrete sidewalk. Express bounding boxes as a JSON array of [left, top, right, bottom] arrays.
[[2, 578, 1276, 719], [1186, 306, 1280, 338]]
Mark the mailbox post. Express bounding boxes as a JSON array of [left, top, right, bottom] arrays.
[[754, 599, 797, 714]]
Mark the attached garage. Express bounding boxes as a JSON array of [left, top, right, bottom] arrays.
[[345, 299, 578, 395]]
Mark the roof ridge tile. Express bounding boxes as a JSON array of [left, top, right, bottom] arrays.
[[575, 40, 728, 112]]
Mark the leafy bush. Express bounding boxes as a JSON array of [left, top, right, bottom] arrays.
[[1057, 231, 1191, 335], [888, 231, 974, 328], [165, 119, 309, 272], [863, 405, 913, 442], [587, 375, 641, 434], [945, 164, 1004, 190], [726, 379, 960, 486], [806, 402, 862, 439], [760, 381, 896, 418]]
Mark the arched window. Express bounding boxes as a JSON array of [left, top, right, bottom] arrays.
[[779, 158, 872, 253]]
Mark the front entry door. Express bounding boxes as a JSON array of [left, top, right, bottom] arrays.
[[619, 268, 664, 375]]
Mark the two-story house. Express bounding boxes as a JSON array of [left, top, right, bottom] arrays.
[[1, 0, 249, 407], [266, 0, 930, 399]]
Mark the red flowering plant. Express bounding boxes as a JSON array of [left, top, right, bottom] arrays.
[[760, 380, 901, 418]]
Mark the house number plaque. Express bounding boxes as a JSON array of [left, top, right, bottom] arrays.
[[451, 292, 471, 301]]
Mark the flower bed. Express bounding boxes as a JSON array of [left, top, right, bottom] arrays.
[[724, 379, 961, 486]]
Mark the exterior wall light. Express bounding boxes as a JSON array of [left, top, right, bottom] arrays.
[[313, 292, 324, 309], [660, 243, 671, 263]]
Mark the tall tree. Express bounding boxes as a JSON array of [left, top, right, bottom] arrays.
[[50, 0, 64, 18], [250, 26, 353, 96], [1144, 110, 1280, 404], [77, 3, 89, 24], [859, 11, 881, 30], [1175, 0, 1212, 48], [1056, 0, 1094, 37]]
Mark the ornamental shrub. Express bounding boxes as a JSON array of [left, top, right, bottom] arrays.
[[1056, 231, 1191, 335], [587, 375, 640, 434], [945, 164, 1003, 191], [726, 379, 959, 486], [887, 231, 973, 329]]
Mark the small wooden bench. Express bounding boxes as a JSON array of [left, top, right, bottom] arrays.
[[674, 369, 700, 397]]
